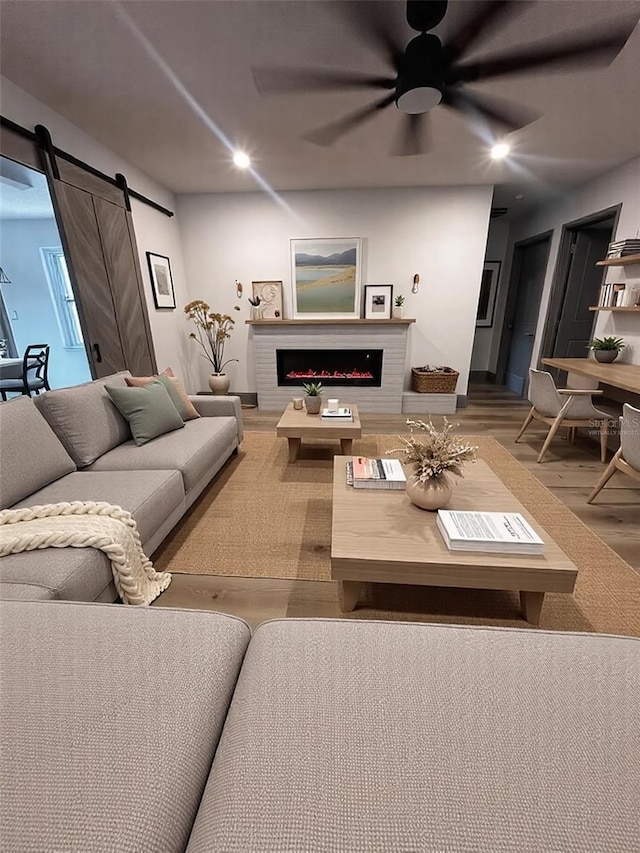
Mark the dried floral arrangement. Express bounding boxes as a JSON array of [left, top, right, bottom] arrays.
[[389, 418, 477, 483], [184, 299, 239, 374]]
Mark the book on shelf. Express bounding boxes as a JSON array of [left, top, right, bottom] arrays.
[[321, 407, 353, 420], [436, 510, 545, 555], [347, 457, 406, 490], [606, 239, 640, 258], [598, 282, 626, 307]]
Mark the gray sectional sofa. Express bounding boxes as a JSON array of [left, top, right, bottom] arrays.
[[1, 601, 638, 852], [0, 372, 243, 602]]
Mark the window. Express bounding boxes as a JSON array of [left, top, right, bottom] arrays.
[[41, 248, 84, 348]]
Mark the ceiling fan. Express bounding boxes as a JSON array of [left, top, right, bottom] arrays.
[[252, 0, 637, 155]]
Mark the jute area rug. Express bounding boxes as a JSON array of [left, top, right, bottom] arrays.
[[153, 432, 640, 635]]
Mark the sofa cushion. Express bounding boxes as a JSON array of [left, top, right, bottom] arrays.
[[0, 547, 115, 602], [12, 469, 184, 546], [0, 396, 76, 509], [126, 367, 200, 420], [0, 601, 251, 853], [88, 416, 238, 492], [0, 581, 56, 600], [106, 380, 185, 446], [187, 619, 640, 853], [34, 372, 132, 467]]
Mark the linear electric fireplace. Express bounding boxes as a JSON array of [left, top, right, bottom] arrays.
[[276, 349, 383, 387]]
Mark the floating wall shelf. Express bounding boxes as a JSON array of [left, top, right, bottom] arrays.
[[246, 318, 415, 326], [596, 253, 640, 267], [589, 306, 640, 313]]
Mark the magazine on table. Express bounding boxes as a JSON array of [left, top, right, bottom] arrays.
[[347, 457, 406, 490], [436, 510, 545, 555]]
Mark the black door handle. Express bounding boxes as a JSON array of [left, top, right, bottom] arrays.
[[92, 343, 102, 363]]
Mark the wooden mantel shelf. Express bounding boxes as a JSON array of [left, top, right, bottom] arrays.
[[246, 318, 415, 326]]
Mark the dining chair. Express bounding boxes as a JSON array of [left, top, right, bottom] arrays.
[[515, 368, 610, 463], [0, 344, 51, 401], [588, 403, 640, 502]]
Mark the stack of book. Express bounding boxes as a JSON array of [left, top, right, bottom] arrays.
[[597, 282, 626, 307], [436, 510, 545, 555], [346, 457, 406, 490], [605, 239, 640, 259], [321, 407, 352, 420]]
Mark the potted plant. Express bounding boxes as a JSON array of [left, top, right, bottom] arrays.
[[587, 336, 625, 363], [392, 294, 405, 319], [389, 418, 477, 511], [184, 299, 238, 394], [302, 381, 323, 414]]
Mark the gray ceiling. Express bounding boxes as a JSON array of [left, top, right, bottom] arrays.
[[1, 0, 639, 211]]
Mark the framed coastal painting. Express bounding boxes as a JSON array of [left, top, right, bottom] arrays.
[[252, 280, 284, 319], [146, 252, 176, 309], [364, 284, 393, 319], [290, 237, 362, 319], [476, 260, 501, 327]]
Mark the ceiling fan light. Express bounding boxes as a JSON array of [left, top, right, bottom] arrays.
[[232, 151, 251, 169], [490, 143, 510, 160], [397, 86, 442, 114]]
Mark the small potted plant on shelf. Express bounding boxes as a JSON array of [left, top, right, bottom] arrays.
[[184, 299, 239, 395], [392, 294, 405, 319], [389, 418, 477, 511], [302, 381, 323, 414], [587, 336, 626, 363]]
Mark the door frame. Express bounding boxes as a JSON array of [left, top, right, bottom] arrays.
[[538, 204, 621, 362], [495, 230, 553, 388]]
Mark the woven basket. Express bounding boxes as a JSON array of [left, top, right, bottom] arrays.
[[411, 367, 459, 394]]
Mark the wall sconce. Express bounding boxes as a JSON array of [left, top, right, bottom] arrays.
[[0, 267, 11, 284]]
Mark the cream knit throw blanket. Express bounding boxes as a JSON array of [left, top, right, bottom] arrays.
[[0, 502, 171, 605]]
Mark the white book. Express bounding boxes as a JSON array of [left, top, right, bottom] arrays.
[[436, 510, 545, 555], [352, 457, 406, 490]]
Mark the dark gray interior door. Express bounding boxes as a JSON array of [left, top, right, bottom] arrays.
[[504, 238, 550, 395], [552, 227, 611, 359]]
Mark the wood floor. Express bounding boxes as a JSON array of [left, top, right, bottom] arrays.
[[155, 383, 640, 627]]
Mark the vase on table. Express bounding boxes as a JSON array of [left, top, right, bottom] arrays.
[[208, 373, 230, 395], [405, 473, 452, 511], [304, 395, 322, 414]]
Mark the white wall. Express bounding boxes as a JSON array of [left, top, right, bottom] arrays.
[[503, 156, 640, 371], [470, 218, 510, 373], [0, 77, 196, 388], [177, 186, 493, 395]]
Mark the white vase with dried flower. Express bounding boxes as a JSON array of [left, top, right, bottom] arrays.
[[389, 418, 477, 511]]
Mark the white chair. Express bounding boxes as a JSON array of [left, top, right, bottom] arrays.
[[588, 403, 640, 502], [515, 368, 610, 464]]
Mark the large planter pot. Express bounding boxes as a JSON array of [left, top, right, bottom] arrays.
[[304, 395, 322, 414], [594, 350, 619, 363], [208, 373, 230, 395], [406, 474, 453, 511]]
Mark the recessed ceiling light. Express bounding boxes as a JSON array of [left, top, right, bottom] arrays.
[[515, 193, 525, 200], [490, 143, 510, 160], [233, 151, 251, 169]]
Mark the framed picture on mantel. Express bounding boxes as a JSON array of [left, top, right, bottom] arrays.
[[290, 237, 362, 319], [364, 284, 393, 319]]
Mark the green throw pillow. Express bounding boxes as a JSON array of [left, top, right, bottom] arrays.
[[106, 381, 185, 446]]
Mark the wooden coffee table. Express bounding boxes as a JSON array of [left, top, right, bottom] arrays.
[[331, 457, 578, 624], [277, 403, 362, 463]]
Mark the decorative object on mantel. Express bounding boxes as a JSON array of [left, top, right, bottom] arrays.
[[389, 419, 477, 512], [411, 365, 459, 394], [364, 284, 393, 320], [146, 252, 176, 309], [392, 294, 405, 319], [248, 295, 263, 320], [588, 336, 626, 363], [291, 237, 361, 319], [252, 280, 283, 319], [303, 381, 323, 414], [184, 299, 238, 395]]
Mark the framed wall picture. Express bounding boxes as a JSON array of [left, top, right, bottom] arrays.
[[364, 284, 393, 319], [476, 260, 501, 327], [290, 237, 361, 319], [252, 280, 284, 319], [146, 252, 176, 309]]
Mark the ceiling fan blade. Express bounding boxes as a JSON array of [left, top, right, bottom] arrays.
[[303, 93, 396, 147], [442, 87, 541, 132], [446, 18, 638, 84], [252, 67, 395, 95], [406, 1, 448, 34], [326, 1, 405, 72], [443, 1, 527, 64], [393, 112, 429, 157]]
